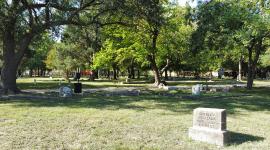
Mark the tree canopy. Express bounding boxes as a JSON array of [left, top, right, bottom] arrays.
[[1, 0, 270, 93]]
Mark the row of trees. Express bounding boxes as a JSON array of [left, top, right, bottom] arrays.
[[0, 0, 270, 93], [44, 2, 195, 85]]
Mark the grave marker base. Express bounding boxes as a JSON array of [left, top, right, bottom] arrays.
[[189, 127, 229, 146]]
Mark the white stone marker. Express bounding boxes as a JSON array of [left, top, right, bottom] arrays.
[[59, 86, 73, 97], [189, 108, 228, 146], [199, 84, 203, 91], [192, 84, 201, 95]]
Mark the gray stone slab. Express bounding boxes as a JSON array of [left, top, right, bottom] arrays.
[[163, 86, 190, 90], [233, 84, 246, 88], [189, 127, 228, 146], [207, 85, 234, 88], [189, 108, 228, 146]]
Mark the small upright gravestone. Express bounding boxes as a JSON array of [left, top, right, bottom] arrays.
[[59, 86, 73, 97], [189, 108, 229, 146], [192, 84, 201, 96]]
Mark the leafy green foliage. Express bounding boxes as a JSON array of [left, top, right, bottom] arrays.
[[92, 3, 195, 78], [92, 40, 116, 70], [191, 0, 270, 76], [21, 33, 54, 72], [45, 43, 80, 73], [261, 49, 270, 67], [157, 5, 194, 71]]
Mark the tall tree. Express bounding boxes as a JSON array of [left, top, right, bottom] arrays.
[[0, 0, 126, 93], [239, 0, 270, 89], [131, 0, 168, 86]]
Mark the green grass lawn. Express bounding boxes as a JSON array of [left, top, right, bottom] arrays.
[[17, 77, 268, 90], [1, 78, 270, 149], [16, 77, 246, 90], [16, 77, 151, 90]]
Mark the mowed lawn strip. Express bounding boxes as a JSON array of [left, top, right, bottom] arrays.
[[1, 86, 270, 149]]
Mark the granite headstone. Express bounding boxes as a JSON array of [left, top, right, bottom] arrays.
[[189, 108, 229, 146]]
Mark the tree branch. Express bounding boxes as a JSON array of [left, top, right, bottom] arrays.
[[15, 32, 34, 64], [21, 0, 34, 27], [160, 58, 170, 75], [18, 0, 98, 14]]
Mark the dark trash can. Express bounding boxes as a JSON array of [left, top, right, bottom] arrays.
[[74, 83, 82, 93]]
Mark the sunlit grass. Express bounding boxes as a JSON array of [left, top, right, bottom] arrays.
[[1, 83, 270, 149], [17, 77, 270, 91], [16, 77, 151, 90]]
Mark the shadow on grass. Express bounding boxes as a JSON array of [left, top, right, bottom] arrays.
[[0, 96, 151, 112], [167, 79, 244, 86], [17, 82, 147, 90], [228, 131, 264, 145], [1, 85, 270, 115], [1, 87, 270, 115], [232, 87, 270, 96]]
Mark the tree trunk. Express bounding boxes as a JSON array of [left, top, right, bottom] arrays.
[[37, 67, 40, 76], [137, 70, 140, 79], [107, 70, 110, 79], [64, 70, 70, 81], [41, 69, 45, 77], [113, 68, 117, 80], [247, 46, 254, 89], [116, 69, 119, 78], [149, 57, 161, 86], [247, 37, 266, 89], [247, 38, 261, 90], [0, 26, 33, 93], [152, 63, 161, 86], [148, 28, 161, 86], [164, 69, 168, 80], [43, 69, 46, 77], [160, 58, 170, 77], [30, 69, 33, 77], [148, 54, 161, 86], [95, 70, 99, 79], [127, 68, 131, 78], [238, 55, 243, 81], [1, 32, 29, 93], [131, 65, 135, 79], [1, 60, 20, 93]]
